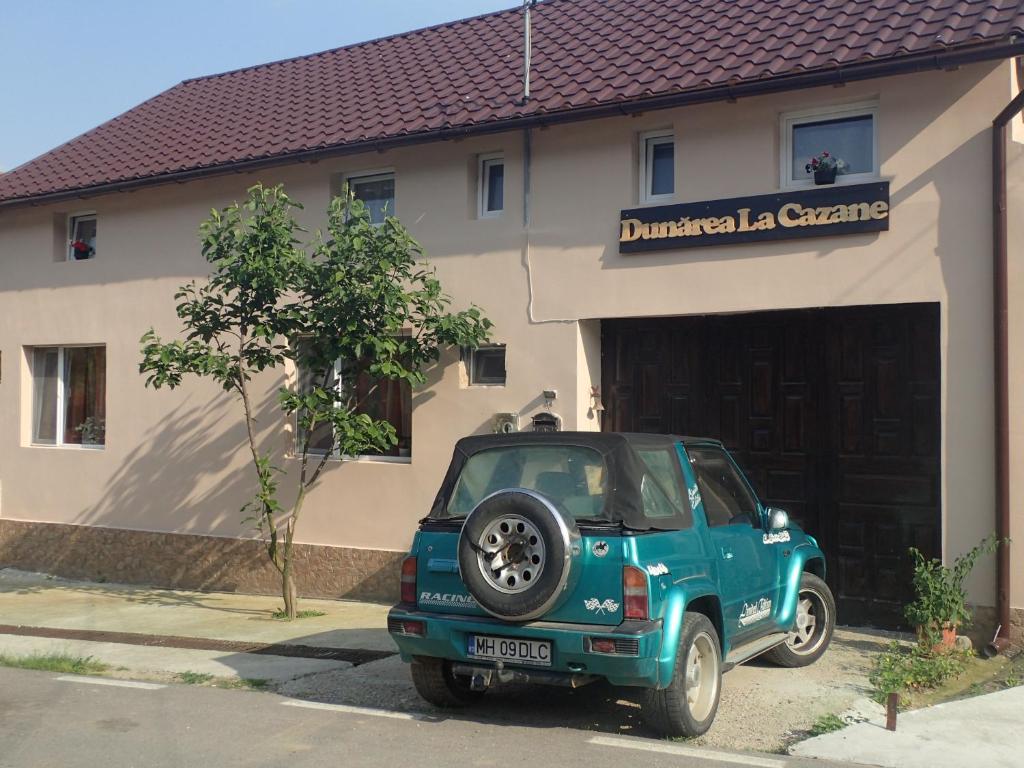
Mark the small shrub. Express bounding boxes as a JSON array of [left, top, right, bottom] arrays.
[[809, 713, 847, 736], [177, 671, 215, 685], [271, 608, 326, 620], [869, 642, 970, 703], [905, 535, 1005, 646]]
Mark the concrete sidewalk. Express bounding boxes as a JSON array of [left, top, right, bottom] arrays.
[[0, 568, 394, 651], [791, 685, 1024, 767], [0, 568, 395, 684]]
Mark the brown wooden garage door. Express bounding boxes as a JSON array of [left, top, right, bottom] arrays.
[[601, 304, 941, 629]]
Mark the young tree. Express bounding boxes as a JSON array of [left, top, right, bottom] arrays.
[[140, 184, 491, 618]]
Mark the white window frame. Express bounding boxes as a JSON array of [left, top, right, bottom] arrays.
[[466, 344, 507, 387], [67, 212, 97, 261], [31, 345, 105, 450], [295, 353, 412, 464], [780, 101, 879, 190], [477, 153, 505, 219], [639, 130, 675, 205], [343, 169, 396, 223]]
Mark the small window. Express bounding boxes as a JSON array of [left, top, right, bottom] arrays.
[[347, 172, 395, 224], [781, 102, 878, 188], [68, 214, 97, 260], [478, 154, 504, 217], [686, 445, 758, 528], [31, 346, 106, 447], [467, 345, 506, 386], [639, 131, 674, 203]]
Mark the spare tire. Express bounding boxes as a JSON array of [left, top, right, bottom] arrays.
[[458, 489, 581, 621]]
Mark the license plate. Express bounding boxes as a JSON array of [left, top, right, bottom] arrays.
[[467, 635, 552, 667]]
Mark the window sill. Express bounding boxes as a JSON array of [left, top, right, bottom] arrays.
[[468, 382, 507, 388], [638, 196, 675, 207], [28, 443, 105, 451], [290, 452, 411, 464], [781, 174, 882, 192]]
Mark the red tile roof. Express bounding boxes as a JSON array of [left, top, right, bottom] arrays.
[[3, 0, 1024, 206]]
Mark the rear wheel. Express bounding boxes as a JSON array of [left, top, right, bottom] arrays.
[[410, 657, 484, 708], [764, 572, 835, 667], [644, 612, 722, 738]]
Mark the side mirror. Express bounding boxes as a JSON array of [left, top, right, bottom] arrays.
[[767, 507, 789, 532]]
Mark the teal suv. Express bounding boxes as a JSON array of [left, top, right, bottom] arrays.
[[387, 432, 834, 737]]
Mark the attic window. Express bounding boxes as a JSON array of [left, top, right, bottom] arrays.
[[68, 214, 96, 260]]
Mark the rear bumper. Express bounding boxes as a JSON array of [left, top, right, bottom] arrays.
[[387, 605, 664, 688]]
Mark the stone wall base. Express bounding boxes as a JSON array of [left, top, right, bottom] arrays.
[[968, 604, 1024, 649], [0, 519, 402, 603]]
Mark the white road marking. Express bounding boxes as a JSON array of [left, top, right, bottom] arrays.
[[587, 735, 787, 768], [281, 700, 418, 721], [55, 675, 166, 690]]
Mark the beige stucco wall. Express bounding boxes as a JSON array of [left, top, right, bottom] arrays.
[[0, 61, 1021, 612]]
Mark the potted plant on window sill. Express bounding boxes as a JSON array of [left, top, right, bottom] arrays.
[[70, 240, 94, 260], [904, 535, 1005, 652], [805, 151, 847, 185]]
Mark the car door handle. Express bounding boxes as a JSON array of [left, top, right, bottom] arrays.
[[720, 548, 735, 560]]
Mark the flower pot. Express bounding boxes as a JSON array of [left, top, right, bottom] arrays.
[[917, 623, 958, 652], [813, 166, 838, 185]]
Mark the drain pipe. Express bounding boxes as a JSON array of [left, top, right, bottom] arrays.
[[986, 86, 1024, 656]]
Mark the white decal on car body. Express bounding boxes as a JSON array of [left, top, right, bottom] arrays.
[[646, 563, 669, 576], [584, 598, 620, 615], [688, 485, 702, 509], [419, 591, 477, 607], [762, 531, 791, 545], [738, 597, 772, 626]]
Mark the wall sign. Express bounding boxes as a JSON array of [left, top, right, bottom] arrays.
[[619, 182, 889, 253]]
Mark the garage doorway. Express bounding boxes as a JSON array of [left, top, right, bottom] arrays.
[[601, 304, 941, 629]]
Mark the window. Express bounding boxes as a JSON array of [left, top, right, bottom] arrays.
[[68, 214, 97, 260], [297, 353, 411, 460], [639, 131, 674, 203], [478, 154, 504, 217], [347, 172, 395, 224], [781, 102, 878, 188], [467, 344, 506, 386], [687, 446, 758, 528], [446, 445, 607, 519], [31, 346, 106, 447]]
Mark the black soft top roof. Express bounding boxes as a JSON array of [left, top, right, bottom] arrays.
[[428, 431, 702, 530]]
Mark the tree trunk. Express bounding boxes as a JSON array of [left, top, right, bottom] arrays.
[[282, 564, 298, 619]]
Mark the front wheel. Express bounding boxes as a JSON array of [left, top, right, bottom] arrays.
[[764, 572, 836, 667], [410, 657, 485, 708], [643, 612, 722, 738]]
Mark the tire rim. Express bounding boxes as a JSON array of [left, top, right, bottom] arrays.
[[786, 588, 829, 655], [475, 514, 546, 594], [685, 631, 719, 723]]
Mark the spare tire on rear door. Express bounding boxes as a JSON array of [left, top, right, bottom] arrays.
[[458, 489, 581, 621]]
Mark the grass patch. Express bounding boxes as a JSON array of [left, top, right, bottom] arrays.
[[176, 671, 215, 685], [213, 677, 271, 690], [271, 609, 327, 620], [869, 642, 972, 706], [809, 713, 847, 736], [0, 652, 109, 675]]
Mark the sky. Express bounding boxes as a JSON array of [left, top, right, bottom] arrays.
[[0, 0, 516, 172]]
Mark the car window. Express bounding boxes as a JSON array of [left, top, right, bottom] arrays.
[[687, 446, 758, 528], [636, 447, 692, 526], [447, 445, 607, 519]]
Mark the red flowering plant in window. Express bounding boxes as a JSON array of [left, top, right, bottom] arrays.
[[805, 151, 847, 185], [69, 240, 94, 259]]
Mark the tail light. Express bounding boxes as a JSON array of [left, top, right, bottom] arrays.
[[400, 556, 417, 604], [623, 566, 648, 620]]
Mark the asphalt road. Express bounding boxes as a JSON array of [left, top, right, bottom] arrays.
[[0, 667, 858, 768]]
